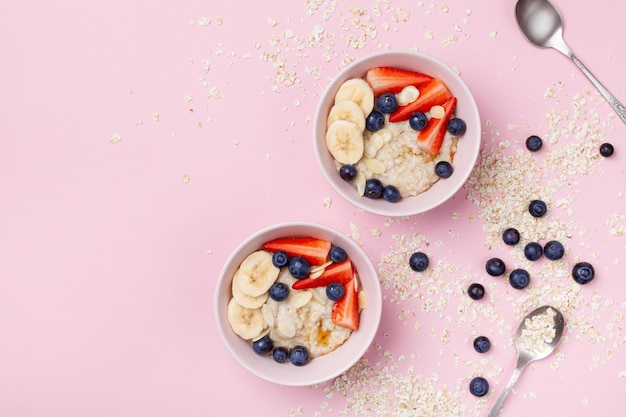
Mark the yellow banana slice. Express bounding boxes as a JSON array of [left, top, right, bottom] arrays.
[[327, 100, 366, 131], [236, 250, 280, 297], [227, 298, 266, 340], [232, 270, 269, 309], [334, 78, 375, 116], [325, 120, 364, 165]]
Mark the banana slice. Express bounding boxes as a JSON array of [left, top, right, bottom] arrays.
[[334, 78, 375, 116], [326, 120, 364, 165], [232, 270, 269, 309], [327, 100, 366, 131], [237, 250, 280, 297], [227, 298, 266, 340]]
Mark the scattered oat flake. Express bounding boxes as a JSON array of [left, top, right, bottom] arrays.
[[489, 30, 498, 38], [110, 134, 122, 144], [198, 17, 210, 26], [323, 197, 332, 209], [182, 174, 190, 183]]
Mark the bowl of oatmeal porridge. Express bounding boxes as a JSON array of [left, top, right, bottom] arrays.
[[313, 50, 481, 217], [214, 222, 382, 386]]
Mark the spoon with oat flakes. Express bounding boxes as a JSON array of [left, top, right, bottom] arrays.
[[486, 305, 565, 417]]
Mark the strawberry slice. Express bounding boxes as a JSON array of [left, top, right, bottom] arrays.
[[366, 67, 433, 96], [262, 237, 331, 266], [388, 78, 453, 123], [331, 276, 360, 330], [291, 259, 354, 290], [416, 96, 457, 156]]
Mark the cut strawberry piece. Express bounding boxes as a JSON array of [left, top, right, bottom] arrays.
[[331, 276, 360, 330], [388, 78, 453, 123], [366, 67, 433, 96], [416, 96, 457, 156], [291, 259, 354, 290], [262, 237, 331, 266]]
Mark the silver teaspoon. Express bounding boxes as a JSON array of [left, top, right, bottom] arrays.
[[486, 305, 565, 417], [515, 0, 626, 125]]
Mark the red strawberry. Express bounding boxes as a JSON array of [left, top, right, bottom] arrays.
[[331, 276, 360, 330], [262, 237, 331, 266], [366, 67, 433, 96], [416, 96, 457, 156], [388, 78, 453, 123], [291, 259, 354, 290]]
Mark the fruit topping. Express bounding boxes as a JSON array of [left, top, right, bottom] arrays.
[[329, 246, 347, 263], [289, 345, 310, 366], [382, 185, 401, 203], [408, 111, 428, 130], [334, 78, 375, 116], [502, 227, 521, 245], [291, 259, 354, 290], [252, 334, 274, 355], [326, 282, 345, 301], [262, 237, 331, 266], [272, 347, 289, 363], [365, 110, 385, 132], [331, 277, 360, 330], [364, 178, 384, 199], [365, 66, 433, 96], [288, 256, 310, 279], [446, 117, 467, 136], [339, 164, 358, 181], [376, 92, 398, 113], [271, 251, 289, 268], [389, 78, 453, 123], [269, 282, 289, 302], [417, 96, 457, 156], [434, 161, 454, 179], [325, 120, 365, 165], [600, 142, 614, 157], [473, 336, 491, 353]]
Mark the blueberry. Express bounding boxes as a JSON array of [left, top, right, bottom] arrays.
[[509, 268, 530, 290], [525, 135, 543, 152], [339, 164, 357, 181], [486, 258, 506, 277], [289, 345, 309, 366], [364, 178, 384, 199], [272, 251, 290, 268], [572, 262, 595, 285], [600, 142, 614, 157], [529, 199, 547, 218], [329, 246, 347, 263], [376, 92, 398, 114], [524, 242, 543, 261], [468, 283, 485, 300], [269, 282, 289, 301], [543, 240, 565, 260], [252, 334, 273, 355], [409, 112, 428, 130], [366, 110, 385, 132], [272, 347, 289, 363], [473, 336, 491, 353], [435, 161, 453, 178], [502, 227, 521, 246], [326, 282, 345, 301], [469, 376, 489, 397], [288, 256, 310, 279], [382, 185, 401, 203], [447, 118, 467, 136], [409, 251, 429, 272]]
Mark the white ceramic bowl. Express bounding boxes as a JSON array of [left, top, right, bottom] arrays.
[[313, 50, 481, 217], [214, 222, 382, 386]]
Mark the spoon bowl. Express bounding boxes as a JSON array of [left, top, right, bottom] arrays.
[[486, 305, 565, 417], [515, 0, 626, 124]]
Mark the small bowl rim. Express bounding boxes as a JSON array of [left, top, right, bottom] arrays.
[[313, 49, 481, 217], [214, 221, 382, 386]]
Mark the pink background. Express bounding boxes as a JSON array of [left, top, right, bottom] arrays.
[[1, 0, 625, 416]]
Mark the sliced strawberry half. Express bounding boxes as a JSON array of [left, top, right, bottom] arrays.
[[262, 237, 331, 266], [388, 78, 453, 123], [291, 259, 354, 290], [331, 276, 360, 330], [416, 96, 457, 156], [365, 67, 433, 96]]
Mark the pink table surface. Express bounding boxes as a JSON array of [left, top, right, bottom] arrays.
[[2, 1, 625, 416]]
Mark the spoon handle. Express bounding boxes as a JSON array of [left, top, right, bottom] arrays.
[[486, 367, 523, 417], [570, 54, 626, 125]]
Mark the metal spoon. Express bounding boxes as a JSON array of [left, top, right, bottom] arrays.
[[486, 305, 565, 417], [515, 0, 626, 125]]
